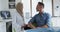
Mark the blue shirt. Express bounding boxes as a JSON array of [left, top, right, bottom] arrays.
[[28, 12, 51, 27]]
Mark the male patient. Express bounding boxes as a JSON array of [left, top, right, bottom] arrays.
[[28, 2, 51, 29]]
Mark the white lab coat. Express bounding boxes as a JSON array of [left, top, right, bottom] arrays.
[[11, 10, 24, 32]]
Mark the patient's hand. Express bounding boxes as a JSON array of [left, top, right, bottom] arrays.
[[36, 25, 48, 28], [28, 23, 36, 29], [41, 25, 48, 28]]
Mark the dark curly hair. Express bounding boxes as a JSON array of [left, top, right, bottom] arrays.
[[38, 2, 44, 8]]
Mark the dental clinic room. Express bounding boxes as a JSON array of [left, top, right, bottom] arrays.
[[0, 0, 60, 32]]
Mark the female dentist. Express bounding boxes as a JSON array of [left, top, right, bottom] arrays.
[[12, 2, 25, 32]]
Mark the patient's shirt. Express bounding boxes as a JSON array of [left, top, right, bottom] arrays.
[[29, 12, 51, 27]]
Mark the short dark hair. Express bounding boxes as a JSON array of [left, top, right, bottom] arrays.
[[38, 2, 44, 8]]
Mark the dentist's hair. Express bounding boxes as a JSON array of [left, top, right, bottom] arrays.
[[16, 2, 23, 17]]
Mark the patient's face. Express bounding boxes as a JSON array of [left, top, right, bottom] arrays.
[[36, 4, 44, 13]]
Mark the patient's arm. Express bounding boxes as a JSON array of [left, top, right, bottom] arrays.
[[41, 25, 48, 28], [28, 22, 36, 29]]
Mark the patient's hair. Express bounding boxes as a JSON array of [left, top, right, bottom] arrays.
[[38, 2, 44, 8]]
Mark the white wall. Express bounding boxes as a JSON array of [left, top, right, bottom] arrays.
[[52, 17, 60, 27], [43, 0, 52, 16], [22, 0, 31, 24], [0, 0, 8, 11]]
